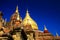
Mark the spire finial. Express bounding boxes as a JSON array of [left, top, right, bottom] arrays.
[[16, 5, 18, 13], [44, 25, 47, 30], [15, 5, 20, 20], [26, 9, 29, 13], [26, 9, 30, 17]]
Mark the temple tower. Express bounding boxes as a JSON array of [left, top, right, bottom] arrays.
[[10, 6, 22, 28], [10, 6, 23, 40]]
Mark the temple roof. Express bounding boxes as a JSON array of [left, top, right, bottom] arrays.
[[22, 10, 38, 30]]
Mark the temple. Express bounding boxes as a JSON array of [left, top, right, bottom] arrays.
[[0, 6, 60, 40]]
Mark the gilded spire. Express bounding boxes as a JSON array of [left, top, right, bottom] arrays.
[[23, 9, 38, 30], [15, 5, 20, 20], [16, 5, 18, 13], [15, 5, 22, 21], [11, 5, 22, 22]]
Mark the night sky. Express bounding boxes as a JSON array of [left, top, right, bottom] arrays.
[[0, 0, 60, 36]]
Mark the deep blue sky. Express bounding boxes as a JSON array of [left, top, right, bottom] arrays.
[[0, 0, 60, 36]]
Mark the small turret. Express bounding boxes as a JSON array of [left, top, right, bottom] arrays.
[[56, 32, 59, 37], [44, 25, 49, 33]]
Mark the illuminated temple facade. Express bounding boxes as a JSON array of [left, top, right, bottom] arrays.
[[0, 6, 60, 40]]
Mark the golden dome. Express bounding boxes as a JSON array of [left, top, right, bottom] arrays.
[[23, 10, 38, 30]]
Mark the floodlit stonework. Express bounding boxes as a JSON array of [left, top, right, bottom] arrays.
[[0, 6, 60, 40]]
